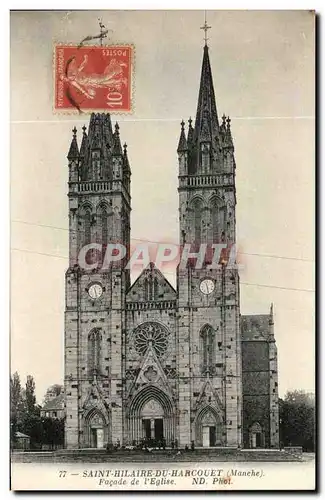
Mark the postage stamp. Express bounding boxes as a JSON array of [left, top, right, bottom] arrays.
[[54, 45, 133, 113]]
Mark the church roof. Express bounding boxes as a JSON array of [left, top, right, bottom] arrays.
[[41, 393, 65, 411]]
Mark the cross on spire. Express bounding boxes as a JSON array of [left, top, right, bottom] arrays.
[[200, 11, 211, 46]]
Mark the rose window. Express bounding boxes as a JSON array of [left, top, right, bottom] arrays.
[[133, 322, 169, 358]]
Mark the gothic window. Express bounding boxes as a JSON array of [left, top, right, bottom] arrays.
[[121, 208, 128, 249], [144, 278, 150, 301], [200, 325, 215, 375], [88, 329, 102, 376], [84, 209, 91, 246], [100, 207, 108, 247], [193, 199, 202, 244], [144, 276, 159, 301], [133, 322, 169, 358], [91, 150, 101, 180], [201, 143, 211, 172], [211, 199, 225, 244], [153, 278, 159, 299]]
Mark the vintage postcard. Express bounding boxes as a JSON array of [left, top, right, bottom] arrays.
[[10, 10, 316, 491]]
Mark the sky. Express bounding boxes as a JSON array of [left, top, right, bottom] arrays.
[[10, 10, 315, 403]]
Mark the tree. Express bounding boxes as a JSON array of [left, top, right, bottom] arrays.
[[43, 384, 64, 405], [279, 390, 315, 452], [41, 417, 65, 450], [10, 372, 24, 446], [25, 375, 38, 415]]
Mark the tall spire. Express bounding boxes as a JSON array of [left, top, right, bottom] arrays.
[[194, 45, 219, 140]]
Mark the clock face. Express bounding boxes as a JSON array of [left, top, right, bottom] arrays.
[[88, 283, 103, 299], [200, 279, 215, 295]]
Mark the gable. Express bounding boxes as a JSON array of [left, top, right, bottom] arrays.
[[126, 262, 176, 303]]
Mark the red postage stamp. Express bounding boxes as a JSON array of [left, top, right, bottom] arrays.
[[54, 45, 133, 113]]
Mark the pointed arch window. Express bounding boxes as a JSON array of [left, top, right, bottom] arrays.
[[88, 329, 102, 377], [100, 206, 108, 247], [153, 277, 159, 300], [84, 209, 91, 247], [193, 199, 202, 245], [144, 278, 150, 301], [211, 199, 225, 244], [200, 325, 215, 375], [144, 275, 158, 302]]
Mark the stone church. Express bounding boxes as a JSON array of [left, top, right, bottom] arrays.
[[64, 42, 279, 450]]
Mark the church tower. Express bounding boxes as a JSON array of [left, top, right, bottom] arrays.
[[64, 113, 131, 449], [177, 40, 242, 447]]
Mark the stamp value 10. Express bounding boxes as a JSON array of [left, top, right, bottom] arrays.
[[54, 45, 133, 113]]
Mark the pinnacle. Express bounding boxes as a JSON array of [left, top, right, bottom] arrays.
[[67, 126, 79, 160], [177, 119, 188, 153]]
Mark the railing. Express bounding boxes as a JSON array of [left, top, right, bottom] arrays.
[[78, 181, 112, 192], [68, 180, 129, 194], [178, 174, 234, 188], [126, 300, 176, 311]]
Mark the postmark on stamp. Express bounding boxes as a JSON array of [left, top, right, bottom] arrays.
[[54, 45, 133, 113]]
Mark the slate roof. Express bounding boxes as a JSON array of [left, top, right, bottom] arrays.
[[41, 393, 65, 411]]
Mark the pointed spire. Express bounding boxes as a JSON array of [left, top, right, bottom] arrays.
[[112, 122, 123, 155], [177, 120, 188, 153], [194, 45, 219, 141], [270, 303, 274, 324], [187, 116, 194, 145], [224, 116, 234, 150], [123, 142, 131, 174], [67, 126, 79, 160], [79, 125, 88, 158]]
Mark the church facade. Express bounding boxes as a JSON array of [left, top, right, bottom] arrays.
[[64, 43, 279, 450]]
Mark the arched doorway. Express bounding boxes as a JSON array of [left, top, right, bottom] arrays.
[[141, 399, 164, 443], [249, 422, 265, 448], [196, 406, 222, 447], [84, 409, 108, 448], [127, 386, 175, 446]]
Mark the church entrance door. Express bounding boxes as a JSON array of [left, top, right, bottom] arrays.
[[143, 419, 151, 439], [141, 418, 164, 441], [202, 426, 216, 447], [209, 426, 216, 447], [96, 428, 104, 448], [202, 426, 210, 447], [154, 418, 164, 441], [249, 422, 264, 449], [90, 427, 104, 448]]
